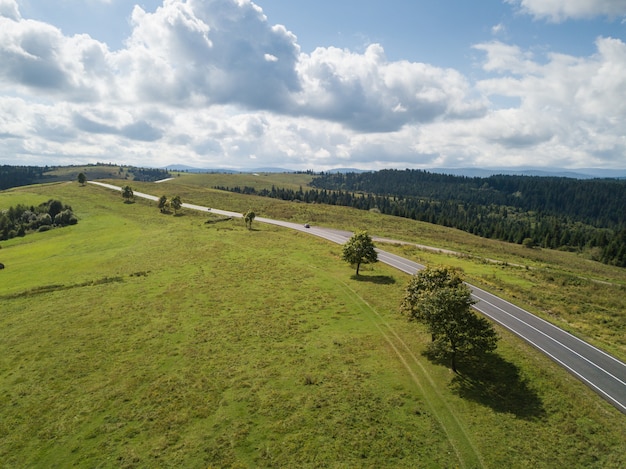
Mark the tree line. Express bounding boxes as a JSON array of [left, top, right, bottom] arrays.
[[128, 167, 171, 182], [0, 166, 49, 190], [0, 165, 171, 190], [0, 199, 77, 240], [215, 169, 626, 267], [310, 169, 626, 229]]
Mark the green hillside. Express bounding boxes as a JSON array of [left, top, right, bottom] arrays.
[[0, 164, 171, 191], [137, 173, 626, 362], [1, 179, 625, 467]]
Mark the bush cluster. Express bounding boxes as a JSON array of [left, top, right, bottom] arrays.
[[0, 199, 77, 240]]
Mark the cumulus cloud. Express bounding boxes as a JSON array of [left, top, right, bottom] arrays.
[[0, 0, 20, 21], [507, 0, 626, 21], [0, 1, 487, 135], [116, 0, 301, 109], [120, 120, 163, 142], [475, 37, 626, 120], [0, 0, 302, 109], [0, 4, 112, 100], [294, 44, 487, 132], [73, 112, 163, 142], [342, 36, 626, 170], [467, 37, 626, 166], [0, 0, 625, 170], [114, 0, 485, 130], [473, 42, 541, 75]]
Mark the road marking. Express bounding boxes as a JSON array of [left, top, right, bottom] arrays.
[[471, 295, 626, 412], [470, 284, 626, 370]]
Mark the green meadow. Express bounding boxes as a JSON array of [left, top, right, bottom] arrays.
[[1, 178, 626, 468], [144, 173, 626, 362]]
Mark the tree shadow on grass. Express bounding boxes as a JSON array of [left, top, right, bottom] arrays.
[[424, 349, 546, 420], [351, 274, 396, 285], [205, 217, 233, 225]]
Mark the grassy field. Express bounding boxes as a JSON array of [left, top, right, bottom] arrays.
[[1, 179, 626, 467], [43, 165, 130, 183], [165, 171, 315, 192], [134, 173, 626, 362]]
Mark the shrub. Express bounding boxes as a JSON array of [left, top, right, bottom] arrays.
[[38, 213, 52, 226], [54, 209, 77, 226], [46, 199, 64, 219]]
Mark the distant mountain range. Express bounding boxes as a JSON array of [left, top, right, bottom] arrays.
[[164, 164, 626, 179], [427, 167, 626, 179], [163, 164, 297, 174], [164, 164, 239, 173]]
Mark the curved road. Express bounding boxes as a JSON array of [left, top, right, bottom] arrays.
[[90, 181, 626, 414]]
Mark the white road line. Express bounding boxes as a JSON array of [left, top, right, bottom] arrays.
[[474, 295, 626, 387], [470, 284, 626, 370], [473, 296, 626, 412]]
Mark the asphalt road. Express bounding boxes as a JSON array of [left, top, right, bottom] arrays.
[[89, 181, 626, 414], [374, 249, 626, 415]]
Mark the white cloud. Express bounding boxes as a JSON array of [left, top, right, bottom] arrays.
[[507, 0, 626, 21], [0, 0, 20, 21], [114, 0, 302, 109], [491, 23, 506, 35], [0, 6, 113, 102], [0, 0, 625, 170], [465, 37, 626, 167], [294, 44, 486, 131], [473, 42, 542, 75]]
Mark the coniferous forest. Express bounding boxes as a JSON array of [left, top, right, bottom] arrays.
[[0, 166, 50, 190], [216, 169, 626, 267]]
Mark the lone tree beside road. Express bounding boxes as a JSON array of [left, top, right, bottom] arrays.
[[342, 230, 378, 276], [158, 195, 169, 213], [170, 195, 182, 215], [401, 266, 498, 373], [244, 210, 256, 230], [122, 185, 134, 203], [77, 172, 86, 185]]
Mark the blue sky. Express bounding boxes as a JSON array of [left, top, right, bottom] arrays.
[[1, 0, 626, 170]]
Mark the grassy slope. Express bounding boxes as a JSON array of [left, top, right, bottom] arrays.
[[1, 180, 625, 468], [140, 174, 626, 361], [43, 165, 129, 183]]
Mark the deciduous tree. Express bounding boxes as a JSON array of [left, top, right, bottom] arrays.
[[158, 195, 168, 213], [244, 210, 256, 229], [341, 230, 378, 275], [77, 172, 86, 185], [170, 195, 182, 214], [122, 186, 134, 203], [401, 267, 498, 373]]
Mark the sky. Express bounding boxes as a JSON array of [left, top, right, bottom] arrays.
[[1, 0, 626, 171]]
